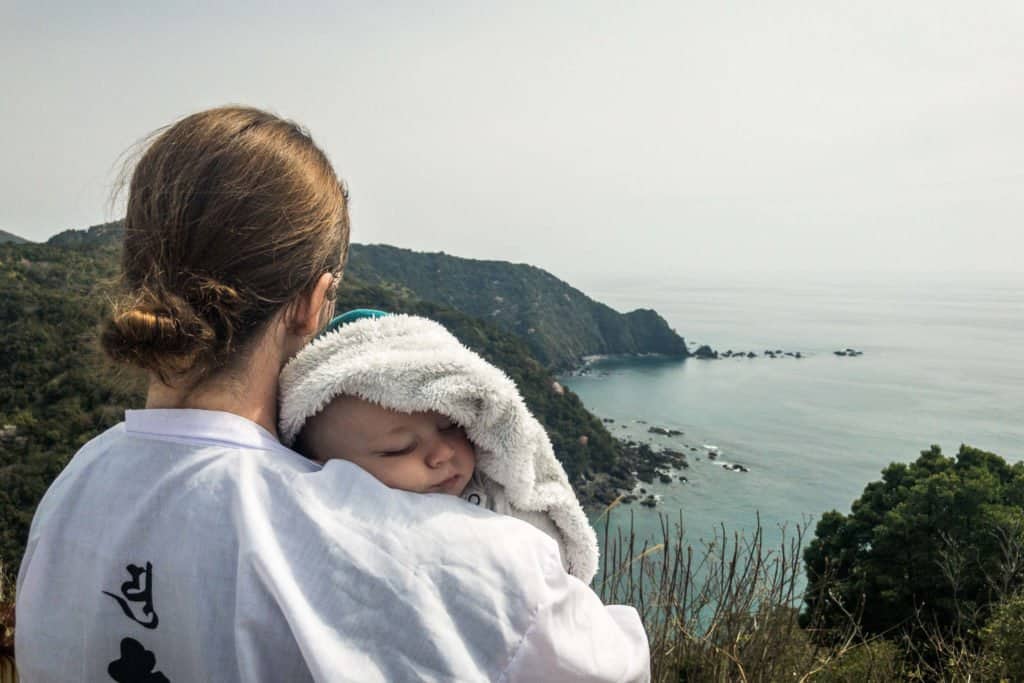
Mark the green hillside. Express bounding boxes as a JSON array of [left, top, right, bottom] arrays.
[[0, 240, 139, 571], [348, 243, 689, 370], [46, 220, 123, 247]]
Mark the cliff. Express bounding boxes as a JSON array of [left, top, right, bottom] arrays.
[[348, 243, 689, 370]]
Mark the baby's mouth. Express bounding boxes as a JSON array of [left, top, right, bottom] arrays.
[[433, 473, 462, 493]]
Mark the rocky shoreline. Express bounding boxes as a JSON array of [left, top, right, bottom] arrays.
[[574, 423, 762, 509], [566, 343, 866, 509], [572, 420, 727, 509], [575, 438, 681, 503]]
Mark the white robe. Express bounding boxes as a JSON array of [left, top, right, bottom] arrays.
[[16, 409, 649, 682]]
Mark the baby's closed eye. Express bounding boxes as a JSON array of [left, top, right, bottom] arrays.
[[379, 443, 416, 457]]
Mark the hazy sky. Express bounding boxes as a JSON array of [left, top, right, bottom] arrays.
[[2, 1, 1022, 280]]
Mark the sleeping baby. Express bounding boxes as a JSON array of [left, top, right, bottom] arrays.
[[277, 309, 598, 583]]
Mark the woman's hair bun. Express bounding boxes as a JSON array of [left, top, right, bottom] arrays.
[[101, 290, 218, 381]]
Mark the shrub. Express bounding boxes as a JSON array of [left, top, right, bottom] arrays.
[[595, 508, 866, 682], [0, 563, 14, 658], [803, 445, 1024, 643], [813, 639, 906, 682], [979, 592, 1024, 680]]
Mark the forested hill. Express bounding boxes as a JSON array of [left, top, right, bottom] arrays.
[[46, 221, 123, 248], [41, 222, 689, 370], [348, 244, 688, 369]]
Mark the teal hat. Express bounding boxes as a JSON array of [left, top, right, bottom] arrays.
[[320, 309, 390, 337]]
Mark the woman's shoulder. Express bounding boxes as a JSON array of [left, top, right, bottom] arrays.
[[59, 415, 314, 482], [297, 460, 565, 586], [27, 417, 313, 530]]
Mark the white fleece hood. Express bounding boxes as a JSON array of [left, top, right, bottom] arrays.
[[278, 312, 599, 583]]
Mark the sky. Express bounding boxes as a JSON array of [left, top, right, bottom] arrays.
[[2, 1, 1022, 282]]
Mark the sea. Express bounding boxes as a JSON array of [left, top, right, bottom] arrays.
[[560, 273, 1024, 560]]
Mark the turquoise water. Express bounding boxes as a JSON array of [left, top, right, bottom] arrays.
[[564, 274, 1024, 553]]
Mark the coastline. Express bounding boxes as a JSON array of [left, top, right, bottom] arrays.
[[561, 352, 693, 510], [563, 345, 867, 510]]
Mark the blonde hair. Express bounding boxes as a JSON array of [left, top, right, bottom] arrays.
[[101, 106, 349, 383]]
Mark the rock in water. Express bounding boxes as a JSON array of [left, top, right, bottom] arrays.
[[693, 345, 718, 359]]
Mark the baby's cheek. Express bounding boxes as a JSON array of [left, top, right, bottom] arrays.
[[381, 464, 416, 490], [407, 459, 442, 493]]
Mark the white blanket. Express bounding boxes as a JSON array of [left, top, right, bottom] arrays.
[[279, 313, 600, 583]]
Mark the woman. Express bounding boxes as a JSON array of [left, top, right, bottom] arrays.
[[15, 106, 649, 682]]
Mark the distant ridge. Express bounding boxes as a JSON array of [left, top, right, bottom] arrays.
[[34, 221, 689, 370], [348, 243, 689, 370], [0, 229, 30, 245], [46, 220, 124, 248]]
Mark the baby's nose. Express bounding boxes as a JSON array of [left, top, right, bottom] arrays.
[[426, 440, 455, 467]]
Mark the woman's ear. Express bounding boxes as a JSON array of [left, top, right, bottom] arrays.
[[288, 272, 337, 338]]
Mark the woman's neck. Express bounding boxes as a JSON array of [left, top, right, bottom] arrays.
[[145, 342, 282, 438]]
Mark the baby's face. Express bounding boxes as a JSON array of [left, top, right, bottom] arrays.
[[301, 396, 476, 496]]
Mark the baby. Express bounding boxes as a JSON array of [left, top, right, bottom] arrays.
[[278, 309, 598, 582]]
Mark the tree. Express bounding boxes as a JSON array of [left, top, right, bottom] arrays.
[[803, 444, 1024, 643]]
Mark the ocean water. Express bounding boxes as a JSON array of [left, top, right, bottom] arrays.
[[562, 274, 1024, 554]]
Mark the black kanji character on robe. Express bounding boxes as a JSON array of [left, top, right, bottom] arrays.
[[103, 562, 159, 629], [108, 637, 170, 682]]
